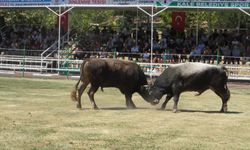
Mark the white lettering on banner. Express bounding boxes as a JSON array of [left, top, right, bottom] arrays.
[[0, 0, 250, 6], [174, 1, 250, 7], [177, 2, 193, 6], [231, 2, 248, 7]]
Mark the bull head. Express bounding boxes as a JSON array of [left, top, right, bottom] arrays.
[[139, 83, 160, 105]]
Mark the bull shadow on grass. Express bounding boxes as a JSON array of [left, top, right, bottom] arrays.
[[101, 107, 151, 110], [76, 107, 151, 110], [162, 109, 243, 114]]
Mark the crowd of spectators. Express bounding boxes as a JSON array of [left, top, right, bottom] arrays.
[[71, 25, 250, 65], [1, 23, 250, 65], [0, 25, 57, 55]]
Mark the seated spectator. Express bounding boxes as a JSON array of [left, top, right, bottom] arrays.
[[153, 40, 160, 51], [189, 45, 199, 62], [142, 49, 150, 62], [30, 40, 41, 55], [126, 37, 134, 51], [98, 47, 108, 58], [72, 44, 84, 60], [153, 50, 163, 63], [163, 49, 174, 63], [131, 43, 140, 60], [202, 46, 212, 63], [142, 41, 150, 53]]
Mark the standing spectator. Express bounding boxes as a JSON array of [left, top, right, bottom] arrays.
[[159, 38, 167, 52], [221, 44, 231, 64], [153, 29, 159, 42], [231, 38, 241, 64], [106, 37, 113, 51]]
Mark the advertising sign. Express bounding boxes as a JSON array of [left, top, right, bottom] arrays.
[[0, 0, 53, 6], [168, 1, 250, 8], [0, 0, 250, 7]]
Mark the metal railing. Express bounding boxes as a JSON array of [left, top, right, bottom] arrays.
[[1, 52, 250, 80], [40, 32, 70, 72]]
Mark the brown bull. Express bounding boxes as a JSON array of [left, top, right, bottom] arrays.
[[71, 58, 152, 109]]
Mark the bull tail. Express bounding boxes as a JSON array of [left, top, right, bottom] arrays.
[[70, 79, 80, 101], [70, 59, 89, 101], [221, 66, 228, 72], [221, 65, 230, 80]]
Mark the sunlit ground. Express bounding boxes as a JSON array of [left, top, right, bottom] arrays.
[[0, 77, 249, 150]]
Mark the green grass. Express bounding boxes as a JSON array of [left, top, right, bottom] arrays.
[[0, 77, 250, 150]]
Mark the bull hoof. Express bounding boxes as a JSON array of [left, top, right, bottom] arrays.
[[76, 104, 82, 109], [127, 105, 136, 109], [93, 106, 99, 110], [160, 107, 166, 110], [173, 109, 178, 113], [220, 108, 228, 113]]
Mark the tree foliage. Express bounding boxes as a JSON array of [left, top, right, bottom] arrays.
[[0, 9, 56, 27], [0, 8, 248, 33]]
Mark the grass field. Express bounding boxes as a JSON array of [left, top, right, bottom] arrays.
[[0, 77, 250, 150]]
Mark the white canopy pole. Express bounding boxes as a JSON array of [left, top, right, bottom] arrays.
[[196, 8, 199, 46], [137, 6, 168, 79], [58, 7, 61, 73], [137, 6, 152, 17], [239, 8, 250, 17], [45, 6, 74, 73], [46, 6, 60, 16], [67, 10, 70, 42], [153, 7, 168, 17], [150, 6, 154, 79], [136, 8, 138, 46], [237, 13, 240, 34]]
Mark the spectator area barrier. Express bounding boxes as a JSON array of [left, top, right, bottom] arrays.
[[0, 54, 250, 81]]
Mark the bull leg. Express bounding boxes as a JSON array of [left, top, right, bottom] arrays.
[[173, 94, 180, 113], [76, 82, 88, 109], [212, 86, 230, 113], [161, 95, 172, 110], [87, 85, 99, 109], [221, 102, 228, 113], [220, 89, 230, 113], [125, 94, 136, 109]]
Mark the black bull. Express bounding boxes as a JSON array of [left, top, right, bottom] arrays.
[[70, 58, 152, 109], [149, 63, 231, 112]]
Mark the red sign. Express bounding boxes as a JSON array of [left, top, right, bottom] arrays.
[[172, 12, 186, 32], [57, 12, 68, 32]]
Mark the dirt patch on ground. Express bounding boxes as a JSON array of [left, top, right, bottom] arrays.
[[228, 82, 250, 89]]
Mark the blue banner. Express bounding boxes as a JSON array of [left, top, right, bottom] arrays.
[[0, 0, 55, 6]]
